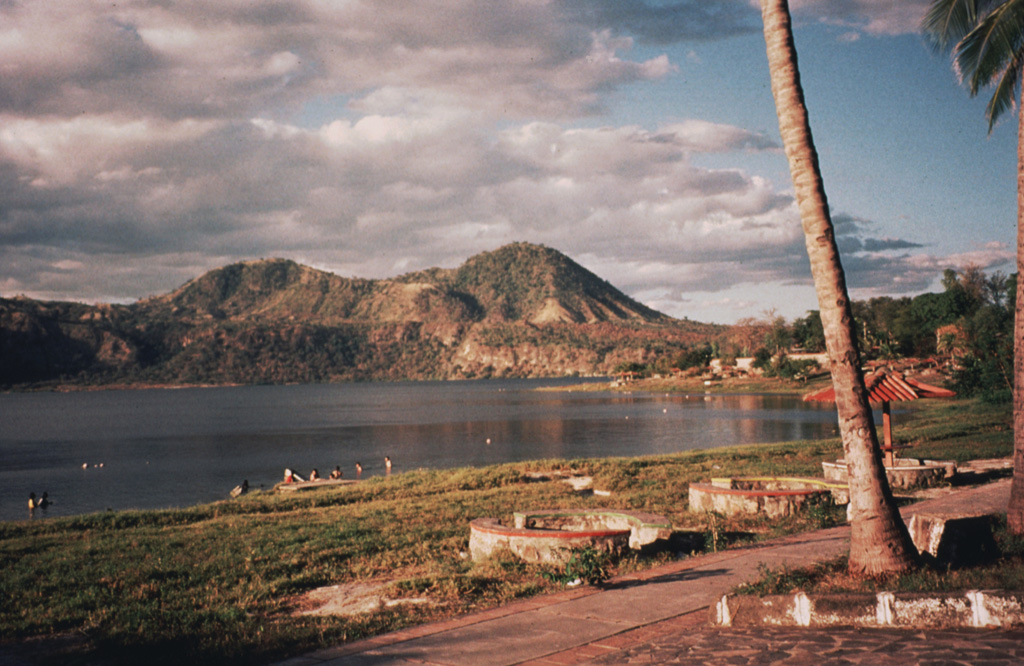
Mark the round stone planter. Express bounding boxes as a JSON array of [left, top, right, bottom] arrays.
[[688, 477, 845, 519], [822, 458, 956, 490], [468, 509, 672, 564]]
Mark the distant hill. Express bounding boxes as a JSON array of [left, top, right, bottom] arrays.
[[0, 243, 722, 388], [398, 243, 669, 325]]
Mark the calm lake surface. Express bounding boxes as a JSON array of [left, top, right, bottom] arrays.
[[1, 379, 840, 522]]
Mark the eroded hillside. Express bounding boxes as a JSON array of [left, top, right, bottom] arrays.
[[1, 243, 722, 387]]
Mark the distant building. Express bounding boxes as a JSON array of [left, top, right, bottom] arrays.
[[788, 352, 829, 369]]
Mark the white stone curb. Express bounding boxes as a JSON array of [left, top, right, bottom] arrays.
[[714, 591, 1024, 628]]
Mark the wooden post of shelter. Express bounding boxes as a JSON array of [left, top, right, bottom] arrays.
[[881, 401, 894, 467]]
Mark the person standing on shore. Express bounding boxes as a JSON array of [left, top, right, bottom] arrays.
[[384, 456, 392, 474], [28, 492, 36, 510]]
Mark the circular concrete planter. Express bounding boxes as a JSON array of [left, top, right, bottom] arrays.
[[688, 477, 844, 519], [822, 458, 956, 490], [468, 509, 672, 564]]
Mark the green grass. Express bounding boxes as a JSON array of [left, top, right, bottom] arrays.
[[0, 396, 1012, 665], [892, 397, 1013, 462]]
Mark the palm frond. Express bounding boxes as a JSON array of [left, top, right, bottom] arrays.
[[985, 51, 1022, 128], [923, 0, 981, 50], [955, 2, 1017, 88], [927, 0, 1024, 131], [953, 0, 1024, 127]]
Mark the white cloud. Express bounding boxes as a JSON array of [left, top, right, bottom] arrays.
[[0, 0, 983, 324], [787, 0, 931, 36], [0, 114, 219, 185], [660, 120, 779, 153], [0, 0, 678, 120]]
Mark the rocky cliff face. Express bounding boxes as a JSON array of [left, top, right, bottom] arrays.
[[1, 243, 721, 387]]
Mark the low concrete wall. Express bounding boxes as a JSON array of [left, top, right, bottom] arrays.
[[714, 590, 1024, 628], [688, 477, 843, 519], [788, 352, 829, 367], [822, 458, 956, 490]]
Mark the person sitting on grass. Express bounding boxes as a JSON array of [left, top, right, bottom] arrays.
[[329, 466, 342, 480]]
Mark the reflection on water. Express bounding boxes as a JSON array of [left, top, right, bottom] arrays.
[[0, 379, 839, 521]]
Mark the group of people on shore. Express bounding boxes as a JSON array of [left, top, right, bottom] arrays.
[[28, 492, 50, 510], [282, 457, 392, 484]]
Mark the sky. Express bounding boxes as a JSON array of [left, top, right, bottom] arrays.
[[0, 0, 1017, 325]]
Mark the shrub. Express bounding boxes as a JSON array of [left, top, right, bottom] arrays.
[[541, 547, 613, 586]]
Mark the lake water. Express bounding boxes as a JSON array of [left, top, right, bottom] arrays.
[[0, 379, 840, 522]]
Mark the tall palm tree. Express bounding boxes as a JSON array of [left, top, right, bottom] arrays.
[[759, 0, 918, 574], [922, 0, 1024, 534]]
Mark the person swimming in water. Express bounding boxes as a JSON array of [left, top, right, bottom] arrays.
[[384, 456, 392, 474], [355, 462, 363, 477]]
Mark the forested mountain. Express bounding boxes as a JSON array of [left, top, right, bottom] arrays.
[[0, 243, 720, 388]]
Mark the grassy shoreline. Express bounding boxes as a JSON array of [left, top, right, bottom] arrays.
[[0, 392, 1012, 665]]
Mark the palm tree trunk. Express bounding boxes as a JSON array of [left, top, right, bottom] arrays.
[[759, 0, 917, 574], [1009, 80, 1024, 534]]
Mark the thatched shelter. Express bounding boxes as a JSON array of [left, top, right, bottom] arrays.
[[804, 369, 955, 466]]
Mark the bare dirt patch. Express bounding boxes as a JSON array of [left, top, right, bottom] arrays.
[[524, 471, 611, 496], [292, 582, 432, 617]]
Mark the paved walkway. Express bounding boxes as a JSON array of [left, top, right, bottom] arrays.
[[277, 479, 1014, 666]]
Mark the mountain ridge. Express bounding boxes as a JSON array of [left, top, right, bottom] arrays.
[[146, 243, 668, 327], [1, 243, 721, 387]]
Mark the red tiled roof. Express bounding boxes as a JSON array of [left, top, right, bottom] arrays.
[[803, 369, 955, 404]]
